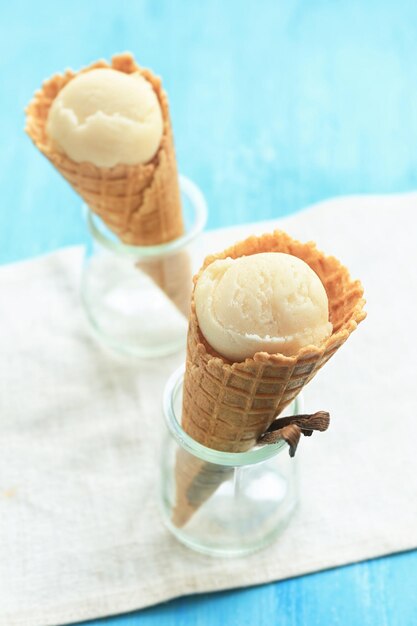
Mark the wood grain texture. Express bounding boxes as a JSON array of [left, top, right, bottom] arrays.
[[1, 0, 417, 624]]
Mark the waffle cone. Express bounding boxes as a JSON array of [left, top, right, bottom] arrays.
[[172, 230, 366, 526], [136, 250, 192, 318], [25, 52, 183, 245], [26, 53, 189, 314]]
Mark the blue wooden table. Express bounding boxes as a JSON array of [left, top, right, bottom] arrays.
[[2, 1, 417, 624]]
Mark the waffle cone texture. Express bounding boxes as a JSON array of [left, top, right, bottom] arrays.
[[172, 230, 366, 526], [25, 53, 183, 246], [137, 250, 192, 318]]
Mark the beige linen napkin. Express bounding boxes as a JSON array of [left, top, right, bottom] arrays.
[[1, 193, 416, 626]]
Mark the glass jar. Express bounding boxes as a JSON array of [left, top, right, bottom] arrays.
[[81, 176, 207, 358], [160, 365, 300, 557]]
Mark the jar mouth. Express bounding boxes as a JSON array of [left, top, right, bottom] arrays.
[[163, 365, 301, 467], [84, 175, 208, 259]]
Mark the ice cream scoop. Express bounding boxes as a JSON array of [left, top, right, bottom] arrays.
[[46, 68, 163, 167], [194, 252, 333, 361]]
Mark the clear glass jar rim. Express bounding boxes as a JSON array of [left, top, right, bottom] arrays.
[[163, 365, 299, 467], [84, 175, 208, 259]]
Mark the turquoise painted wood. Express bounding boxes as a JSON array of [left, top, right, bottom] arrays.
[[1, 1, 417, 624]]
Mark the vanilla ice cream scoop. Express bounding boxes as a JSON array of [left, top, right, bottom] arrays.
[[194, 252, 333, 361], [46, 68, 163, 167]]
